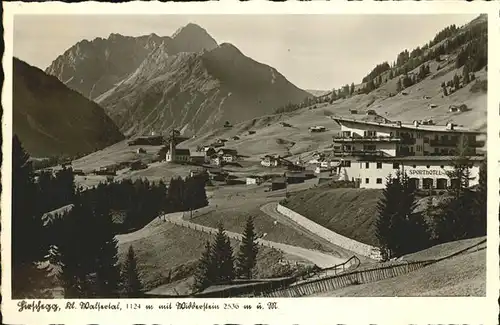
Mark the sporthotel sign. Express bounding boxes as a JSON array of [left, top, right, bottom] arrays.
[[408, 169, 447, 176]]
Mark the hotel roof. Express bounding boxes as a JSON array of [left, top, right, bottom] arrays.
[[368, 155, 485, 162], [331, 116, 483, 134]]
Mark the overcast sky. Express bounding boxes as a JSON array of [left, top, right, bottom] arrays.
[[14, 14, 477, 90]]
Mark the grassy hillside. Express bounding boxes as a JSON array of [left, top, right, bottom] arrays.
[[188, 205, 331, 252], [116, 220, 297, 292], [283, 187, 383, 246], [13, 58, 124, 158]]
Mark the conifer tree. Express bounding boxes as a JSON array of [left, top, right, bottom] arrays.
[[121, 245, 143, 297], [396, 79, 402, 92], [434, 136, 475, 243], [375, 175, 400, 260], [236, 216, 259, 279], [350, 83, 355, 96], [193, 241, 215, 292], [375, 171, 429, 259], [211, 223, 235, 282], [472, 156, 487, 237], [93, 197, 121, 298], [463, 64, 470, 84], [11, 135, 52, 298]]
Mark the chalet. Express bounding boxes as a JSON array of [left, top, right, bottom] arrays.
[[136, 148, 146, 154], [309, 126, 326, 133], [246, 176, 263, 185], [72, 169, 85, 176], [211, 142, 225, 148], [248, 130, 256, 135], [190, 169, 208, 178], [449, 104, 468, 113], [210, 155, 222, 166], [130, 160, 147, 171], [202, 146, 216, 157], [190, 152, 206, 164], [215, 138, 228, 145], [285, 172, 305, 184], [428, 104, 437, 109], [349, 109, 358, 114], [366, 110, 377, 115], [208, 169, 228, 181], [231, 136, 240, 140], [261, 155, 280, 167]]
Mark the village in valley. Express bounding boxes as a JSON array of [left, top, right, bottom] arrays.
[[11, 14, 487, 299]]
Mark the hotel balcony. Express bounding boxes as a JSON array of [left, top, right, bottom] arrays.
[[332, 150, 387, 157], [429, 139, 485, 148]]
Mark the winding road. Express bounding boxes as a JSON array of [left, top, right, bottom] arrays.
[[167, 212, 346, 268]]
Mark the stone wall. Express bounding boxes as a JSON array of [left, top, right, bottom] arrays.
[[277, 204, 381, 259]]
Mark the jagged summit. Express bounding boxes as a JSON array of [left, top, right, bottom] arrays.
[[171, 22, 218, 53]]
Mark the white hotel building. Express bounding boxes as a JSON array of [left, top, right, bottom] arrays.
[[330, 116, 485, 189]]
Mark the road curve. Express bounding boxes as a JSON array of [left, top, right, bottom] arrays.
[[168, 213, 346, 268]]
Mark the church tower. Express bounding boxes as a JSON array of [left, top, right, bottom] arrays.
[[169, 129, 176, 163]]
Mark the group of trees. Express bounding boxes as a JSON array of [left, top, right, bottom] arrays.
[[375, 139, 487, 260], [274, 95, 326, 114], [11, 134, 208, 298], [357, 19, 485, 97], [167, 175, 208, 213], [193, 217, 259, 292]]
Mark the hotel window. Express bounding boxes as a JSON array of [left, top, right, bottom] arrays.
[[393, 163, 400, 169], [416, 145, 422, 152], [363, 144, 376, 151], [377, 162, 382, 169], [417, 133, 422, 139], [343, 160, 351, 167], [365, 130, 376, 137], [365, 178, 370, 184], [376, 178, 383, 184], [365, 162, 370, 169], [423, 137, 429, 144]]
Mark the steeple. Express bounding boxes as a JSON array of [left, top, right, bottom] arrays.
[[169, 129, 176, 162]]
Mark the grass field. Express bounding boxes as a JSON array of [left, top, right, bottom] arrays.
[[312, 236, 486, 297], [283, 187, 383, 246], [188, 205, 331, 253], [116, 219, 300, 293]]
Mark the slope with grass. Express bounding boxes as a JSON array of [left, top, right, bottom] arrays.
[[116, 217, 299, 293], [13, 58, 124, 158], [282, 187, 383, 247], [312, 237, 486, 297]]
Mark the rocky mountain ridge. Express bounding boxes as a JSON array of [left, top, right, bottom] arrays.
[[47, 23, 310, 136]]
